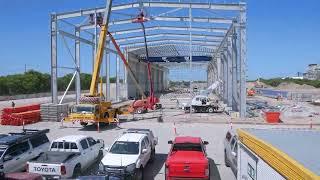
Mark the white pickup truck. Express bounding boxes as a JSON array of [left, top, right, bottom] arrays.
[[99, 129, 158, 180], [27, 135, 104, 179]]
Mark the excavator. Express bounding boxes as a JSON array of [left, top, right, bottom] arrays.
[[65, 1, 160, 127]]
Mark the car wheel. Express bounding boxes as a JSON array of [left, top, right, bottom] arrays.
[[80, 122, 88, 127], [72, 164, 82, 178], [208, 107, 214, 113], [191, 107, 196, 113], [149, 148, 156, 163], [135, 167, 143, 180], [136, 108, 143, 114], [224, 150, 230, 167]]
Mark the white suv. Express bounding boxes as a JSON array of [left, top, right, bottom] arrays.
[[0, 129, 50, 173], [99, 129, 157, 180]]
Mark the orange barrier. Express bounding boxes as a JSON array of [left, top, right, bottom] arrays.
[[264, 111, 280, 123], [2, 104, 40, 114], [1, 104, 41, 126]]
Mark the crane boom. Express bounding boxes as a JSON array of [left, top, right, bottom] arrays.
[[108, 32, 147, 99], [89, 0, 113, 96]]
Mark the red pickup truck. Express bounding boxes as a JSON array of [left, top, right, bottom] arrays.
[[165, 136, 210, 180]]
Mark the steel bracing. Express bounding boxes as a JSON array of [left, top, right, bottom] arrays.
[[50, 0, 247, 117]]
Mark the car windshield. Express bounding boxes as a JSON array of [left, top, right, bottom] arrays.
[[109, 141, 139, 154], [172, 143, 202, 152], [72, 105, 95, 113]]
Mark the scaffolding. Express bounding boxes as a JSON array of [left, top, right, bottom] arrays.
[[50, 0, 247, 117]]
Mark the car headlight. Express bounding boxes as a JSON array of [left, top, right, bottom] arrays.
[[125, 163, 136, 173], [99, 162, 104, 171]]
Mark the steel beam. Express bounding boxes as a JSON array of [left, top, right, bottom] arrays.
[[239, 3, 247, 118], [128, 44, 215, 52], [106, 51, 110, 101], [58, 30, 118, 54], [124, 49, 128, 99], [120, 39, 219, 48], [50, 14, 58, 104], [105, 16, 233, 26], [226, 40, 232, 107], [56, 2, 243, 20], [215, 23, 236, 57], [222, 52, 228, 103], [75, 28, 81, 104], [232, 27, 238, 111], [106, 26, 228, 35], [116, 55, 120, 101], [116, 33, 224, 43], [216, 55, 222, 96]]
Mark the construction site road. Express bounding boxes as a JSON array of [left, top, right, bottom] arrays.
[[0, 119, 317, 180]]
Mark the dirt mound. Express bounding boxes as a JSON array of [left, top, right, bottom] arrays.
[[277, 82, 315, 90]]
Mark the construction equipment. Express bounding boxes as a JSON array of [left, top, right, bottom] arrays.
[[127, 11, 161, 114], [247, 88, 256, 96], [65, 0, 120, 127]]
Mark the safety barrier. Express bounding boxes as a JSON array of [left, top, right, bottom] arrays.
[[1, 104, 41, 126]]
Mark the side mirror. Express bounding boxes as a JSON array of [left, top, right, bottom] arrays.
[[231, 151, 237, 157], [203, 141, 209, 145], [142, 149, 147, 154], [168, 140, 173, 144], [97, 139, 104, 144], [154, 137, 158, 145], [4, 155, 13, 162]]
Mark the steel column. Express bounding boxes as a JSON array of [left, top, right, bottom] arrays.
[[124, 49, 128, 99], [106, 52, 110, 101], [116, 55, 120, 101], [239, 3, 247, 118], [189, 5, 193, 93], [94, 11, 98, 72], [227, 38, 233, 107], [51, 14, 58, 104], [216, 55, 222, 96], [232, 27, 238, 111], [105, 40, 110, 100], [75, 28, 81, 104], [222, 52, 228, 102]]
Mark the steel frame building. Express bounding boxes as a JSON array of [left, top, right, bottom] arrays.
[[50, 0, 247, 117]]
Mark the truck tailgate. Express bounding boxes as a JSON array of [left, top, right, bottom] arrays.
[[169, 163, 207, 178], [28, 162, 61, 176]]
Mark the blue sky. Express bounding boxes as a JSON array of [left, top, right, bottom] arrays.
[[0, 0, 319, 80]]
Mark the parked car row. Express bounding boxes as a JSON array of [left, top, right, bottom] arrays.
[[0, 129, 214, 180]]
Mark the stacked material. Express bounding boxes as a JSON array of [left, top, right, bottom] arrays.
[[0, 104, 40, 126], [40, 103, 68, 122]]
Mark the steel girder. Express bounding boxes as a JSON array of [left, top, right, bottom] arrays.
[[56, 2, 244, 20], [116, 33, 224, 43], [83, 25, 228, 35], [78, 16, 233, 29], [119, 38, 220, 46]]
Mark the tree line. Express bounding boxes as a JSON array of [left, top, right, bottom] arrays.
[[0, 70, 117, 96], [260, 78, 320, 88]]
